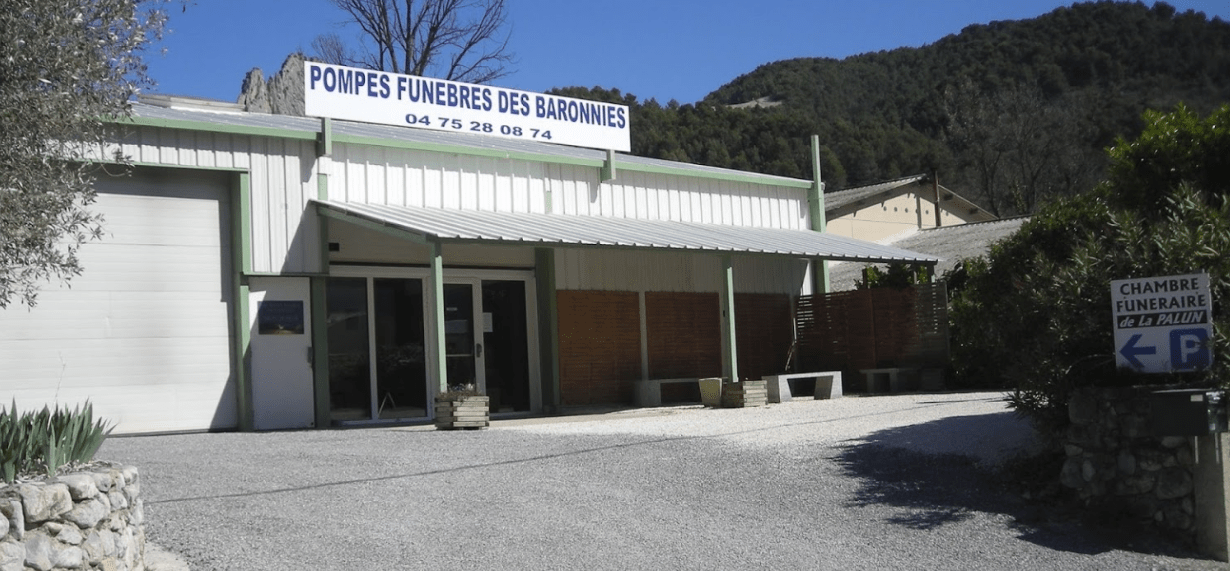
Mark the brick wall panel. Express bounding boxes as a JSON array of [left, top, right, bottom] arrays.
[[735, 293, 794, 381], [646, 292, 721, 381], [557, 290, 641, 405]]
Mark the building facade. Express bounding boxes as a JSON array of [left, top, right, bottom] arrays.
[[1, 95, 935, 434]]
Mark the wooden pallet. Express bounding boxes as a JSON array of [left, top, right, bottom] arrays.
[[722, 380, 768, 408], [434, 397, 490, 430]]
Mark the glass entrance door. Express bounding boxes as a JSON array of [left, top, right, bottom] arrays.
[[327, 270, 539, 423], [373, 278, 427, 419], [444, 279, 532, 413], [481, 280, 531, 413], [327, 276, 428, 423], [326, 277, 371, 422], [443, 282, 479, 390]]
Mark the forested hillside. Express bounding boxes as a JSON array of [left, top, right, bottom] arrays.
[[552, 1, 1230, 216]]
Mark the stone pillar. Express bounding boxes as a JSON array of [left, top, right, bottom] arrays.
[[1194, 432, 1230, 561]]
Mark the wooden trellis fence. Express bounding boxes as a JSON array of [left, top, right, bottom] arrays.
[[794, 283, 950, 380]]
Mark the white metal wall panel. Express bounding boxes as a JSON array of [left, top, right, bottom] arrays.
[[107, 125, 253, 172], [551, 164, 597, 217], [248, 136, 319, 274], [104, 123, 813, 276], [102, 126, 321, 274], [552, 167, 806, 229], [326, 218, 535, 267], [331, 143, 550, 214], [0, 168, 237, 434], [733, 256, 809, 294], [249, 137, 275, 272], [554, 248, 805, 295]]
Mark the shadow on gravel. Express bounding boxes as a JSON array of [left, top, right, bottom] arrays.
[[835, 412, 1209, 561]]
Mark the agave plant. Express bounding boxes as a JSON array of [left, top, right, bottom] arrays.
[[0, 400, 114, 484]]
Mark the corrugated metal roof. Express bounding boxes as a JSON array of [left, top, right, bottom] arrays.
[[130, 99, 323, 132], [827, 216, 1029, 290], [884, 216, 1029, 265], [314, 200, 941, 264], [127, 101, 810, 187], [824, 174, 928, 212], [823, 173, 994, 220]]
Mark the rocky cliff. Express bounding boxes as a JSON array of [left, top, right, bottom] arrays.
[[237, 52, 305, 116]]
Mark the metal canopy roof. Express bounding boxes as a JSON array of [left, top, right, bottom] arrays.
[[313, 200, 941, 264]]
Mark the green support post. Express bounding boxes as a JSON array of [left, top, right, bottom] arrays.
[[311, 276, 330, 428], [808, 135, 830, 295], [535, 248, 560, 412], [231, 172, 254, 432], [718, 254, 739, 382], [429, 239, 448, 394], [313, 119, 332, 428]]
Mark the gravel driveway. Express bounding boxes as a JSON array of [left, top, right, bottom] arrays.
[[101, 392, 1223, 571]]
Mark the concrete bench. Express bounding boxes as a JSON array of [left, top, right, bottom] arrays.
[[635, 377, 724, 407], [859, 367, 914, 393], [761, 371, 843, 403]]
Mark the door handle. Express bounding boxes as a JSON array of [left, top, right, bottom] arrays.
[[475, 343, 483, 358]]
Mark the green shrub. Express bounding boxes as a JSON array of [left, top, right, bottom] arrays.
[[856, 263, 932, 289], [949, 104, 1230, 430], [0, 400, 114, 484]]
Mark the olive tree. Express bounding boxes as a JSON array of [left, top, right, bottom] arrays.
[[313, 0, 513, 84], [0, 0, 168, 308]]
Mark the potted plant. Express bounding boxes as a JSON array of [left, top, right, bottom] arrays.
[[434, 384, 489, 430]]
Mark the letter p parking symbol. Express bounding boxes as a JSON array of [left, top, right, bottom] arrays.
[[1170, 328, 1211, 372]]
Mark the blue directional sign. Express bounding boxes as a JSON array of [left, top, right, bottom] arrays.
[[1111, 273, 1213, 374]]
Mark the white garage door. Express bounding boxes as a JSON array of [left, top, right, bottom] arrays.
[[0, 168, 238, 434]]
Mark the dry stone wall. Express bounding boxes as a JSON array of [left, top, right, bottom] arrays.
[[1062, 386, 1197, 533], [0, 466, 145, 571]]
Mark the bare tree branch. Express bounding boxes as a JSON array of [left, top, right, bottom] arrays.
[[944, 80, 1103, 217], [311, 32, 352, 66], [318, 0, 513, 84]]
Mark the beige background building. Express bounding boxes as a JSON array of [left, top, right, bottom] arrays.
[[824, 174, 995, 244]]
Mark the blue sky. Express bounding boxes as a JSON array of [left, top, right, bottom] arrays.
[[147, 0, 1230, 105]]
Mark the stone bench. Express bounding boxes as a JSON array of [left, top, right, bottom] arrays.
[[635, 377, 724, 407], [859, 367, 913, 393], [761, 371, 843, 403]]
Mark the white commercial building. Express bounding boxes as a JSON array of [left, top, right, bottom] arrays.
[[2, 71, 936, 434]]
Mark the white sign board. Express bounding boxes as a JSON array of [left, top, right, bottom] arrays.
[[1111, 273, 1213, 373], [303, 62, 631, 152]]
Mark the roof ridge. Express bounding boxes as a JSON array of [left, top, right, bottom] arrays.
[[916, 215, 1030, 232], [828, 173, 927, 195]]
